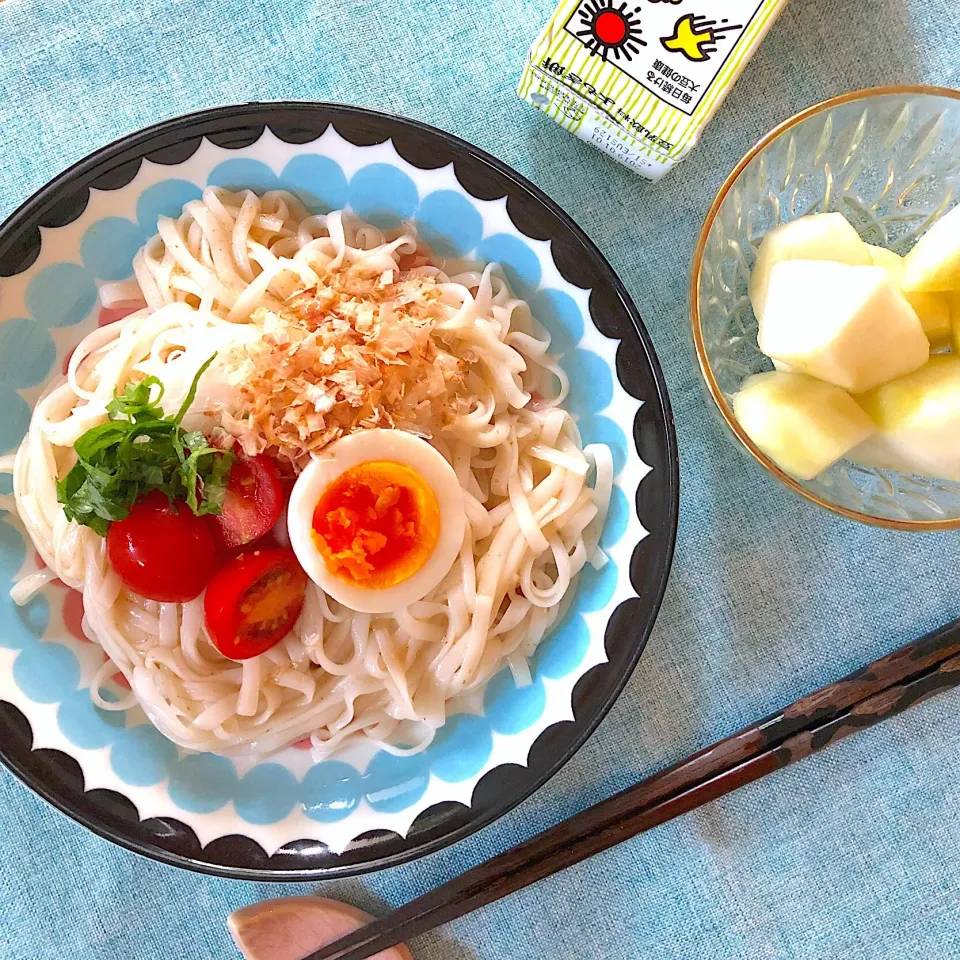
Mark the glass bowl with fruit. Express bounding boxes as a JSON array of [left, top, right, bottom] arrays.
[[692, 85, 960, 529]]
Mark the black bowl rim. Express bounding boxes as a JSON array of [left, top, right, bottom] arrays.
[[0, 101, 679, 880]]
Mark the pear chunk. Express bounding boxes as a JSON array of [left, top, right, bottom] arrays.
[[758, 260, 929, 393], [749, 213, 871, 321], [866, 244, 904, 275], [867, 244, 951, 348], [732, 371, 873, 481], [902, 204, 960, 293], [948, 292, 960, 354], [852, 355, 960, 481]]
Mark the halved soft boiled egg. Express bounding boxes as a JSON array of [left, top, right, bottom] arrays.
[[288, 429, 465, 613]]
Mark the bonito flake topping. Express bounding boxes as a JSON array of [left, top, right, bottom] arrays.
[[218, 265, 468, 469]]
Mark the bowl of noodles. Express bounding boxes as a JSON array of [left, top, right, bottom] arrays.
[[0, 103, 678, 878]]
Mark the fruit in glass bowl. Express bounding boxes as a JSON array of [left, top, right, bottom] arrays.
[[692, 85, 960, 529]]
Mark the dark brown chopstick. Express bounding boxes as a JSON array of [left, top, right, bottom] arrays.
[[303, 618, 960, 960]]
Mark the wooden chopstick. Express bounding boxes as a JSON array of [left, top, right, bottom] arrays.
[[302, 618, 960, 960]]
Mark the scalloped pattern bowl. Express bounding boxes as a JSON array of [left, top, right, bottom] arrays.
[[692, 86, 960, 529], [0, 104, 678, 879]]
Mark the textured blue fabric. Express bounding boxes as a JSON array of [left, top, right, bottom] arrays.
[[1, 1, 959, 958]]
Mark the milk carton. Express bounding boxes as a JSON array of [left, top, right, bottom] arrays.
[[518, 0, 789, 179]]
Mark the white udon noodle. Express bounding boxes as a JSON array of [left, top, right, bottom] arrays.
[[5, 187, 613, 758]]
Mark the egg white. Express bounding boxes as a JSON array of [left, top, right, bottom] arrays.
[[288, 429, 466, 613]]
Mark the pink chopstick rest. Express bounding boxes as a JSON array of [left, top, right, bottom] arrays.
[[228, 896, 414, 960]]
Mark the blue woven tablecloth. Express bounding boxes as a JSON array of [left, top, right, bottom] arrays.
[[1, 1, 959, 957]]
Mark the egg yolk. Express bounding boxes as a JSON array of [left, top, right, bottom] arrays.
[[311, 461, 441, 589]]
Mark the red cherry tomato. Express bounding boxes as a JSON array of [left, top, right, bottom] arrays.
[[106, 491, 217, 602], [210, 454, 285, 551], [203, 547, 307, 660]]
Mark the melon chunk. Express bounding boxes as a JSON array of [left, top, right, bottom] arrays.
[[852, 355, 960, 481], [902, 204, 960, 293], [867, 244, 951, 348], [732, 371, 873, 480], [758, 260, 929, 393], [749, 213, 871, 321]]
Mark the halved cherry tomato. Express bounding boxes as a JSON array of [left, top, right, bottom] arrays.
[[210, 454, 285, 551], [203, 547, 307, 660], [106, 491, 216, 602]]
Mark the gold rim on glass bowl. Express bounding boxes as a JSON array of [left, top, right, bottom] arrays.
[[690, 84, 960, 532]]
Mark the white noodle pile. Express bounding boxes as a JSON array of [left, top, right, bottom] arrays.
[[5, 187, 612, 758]]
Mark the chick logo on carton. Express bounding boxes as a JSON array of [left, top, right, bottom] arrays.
[[661, 13, 744, 62]]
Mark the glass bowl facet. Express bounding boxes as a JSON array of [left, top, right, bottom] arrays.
[[692, 85, 960, 530]]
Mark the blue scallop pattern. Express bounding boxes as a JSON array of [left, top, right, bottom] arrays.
[[416, 190, 483, 257], [0, 320, 56, 389], [80, 217, 145, 282], [25, 263, 97, 329], [281, 155, 349, 214], [348, 164, 418, 227], [207, 158, 279, 194], [302, 760, 362, 822], [533, 613, 590, 681], [136, 179, 203, 232], [576, 560, 619, 613], [567, 348, 614, 413], [57, 689, 126, 750], [0, 153, 642, 824], [110, 725, 178, 787], [235, 763, 298, 824], [19, 594, 50, 638], [363, 750, 430, 813], [476, 233, 542, 298], [13, 641, 80, 703], [168, 753, 238, 814], [0, 518, 27, 585], [484, 670, 547, 735], [0, 385, 31, 454], [429, 713, 493, 783], [1, 596, 50, 651]]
